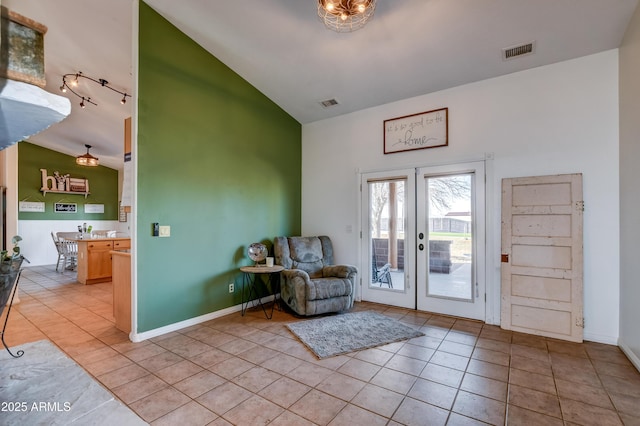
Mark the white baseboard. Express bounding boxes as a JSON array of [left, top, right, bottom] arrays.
[[618, 338, 640, 373], [583, 331, 618, 345], [130, 295, 277, 342]]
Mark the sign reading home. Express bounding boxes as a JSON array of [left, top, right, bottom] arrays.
[[384, 107, 448, 154], [54, 203, 77, 213]]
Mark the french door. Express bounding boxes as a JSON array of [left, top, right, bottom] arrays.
[[361, 162, 485, 320]]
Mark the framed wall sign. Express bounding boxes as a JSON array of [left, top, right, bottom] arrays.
[[19, 201, 45, 212], [384, 107, 448, 154], [54, 203, 77, 213], [84, 204, 104, 214]]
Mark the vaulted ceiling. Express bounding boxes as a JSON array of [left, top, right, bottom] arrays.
[[5, 0, 638, 169]]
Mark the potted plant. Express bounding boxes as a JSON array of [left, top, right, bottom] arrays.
[[1, 236, 27, 357]]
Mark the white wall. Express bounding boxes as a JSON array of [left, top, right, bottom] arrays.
[[619, 4, 640, 368], [18, 220, 126, 266], [302, 50, 620, 344]]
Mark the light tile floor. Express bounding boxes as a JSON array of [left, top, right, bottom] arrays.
[[3, 265, 640, 425]]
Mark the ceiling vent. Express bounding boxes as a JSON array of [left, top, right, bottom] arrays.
[[502, 41, 536, 61], [320, 98, 339, 108]]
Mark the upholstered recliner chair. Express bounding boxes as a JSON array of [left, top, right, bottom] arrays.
[[274, 236, 357, 316]]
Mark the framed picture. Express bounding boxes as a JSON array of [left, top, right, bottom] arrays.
[[384, 107, 448, 154], [54, 203, 77, 213]]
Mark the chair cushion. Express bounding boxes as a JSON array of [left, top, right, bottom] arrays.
[[307, 277, 352, 301], [289, 237, 325, 278]]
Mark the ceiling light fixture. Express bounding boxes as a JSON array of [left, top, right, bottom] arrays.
[[60, 71, 131, 108], [317, 0, 376, 32], [76, 144, 99, 167]]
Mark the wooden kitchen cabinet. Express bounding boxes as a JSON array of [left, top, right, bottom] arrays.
[[75, 238, 131, 284]]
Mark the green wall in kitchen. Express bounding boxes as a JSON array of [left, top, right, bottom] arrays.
[[18, 142, 118, 220]]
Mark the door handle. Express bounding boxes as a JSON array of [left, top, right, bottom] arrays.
[[418, 244, 424, 251]]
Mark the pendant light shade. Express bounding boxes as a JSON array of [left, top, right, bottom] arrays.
[[76, 144, 99, 166]]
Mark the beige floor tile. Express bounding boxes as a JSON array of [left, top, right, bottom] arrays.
[[392, 397, 449, 426], [155, 359, 203, 384], [258, 376, 311, 408], [82, 352, 133, 376], [446, 412, 490, 426], [222, 394, 284, 425], [136, 351, 185, 373], [509, 368, 556, 395], [269, 410, 317, 426], [600, 373, 640, 398], [507, 404, 564, 425], [151, 400, 217, 426], [555, 378, 614, 410], [286, 361, 334, 387], [196, 381, 252, 415], [188, 347, 232, 368], [510, 353, 553, 376], [471, 346, 510, 367], [112, 374, 169, 404], [371, 367, 418, 394], [610, 391, 640, 418], [353, 347, 394, 365], [328, 404, 388, 426], [97, 363, 150, 389], [430, 350, 470, 371], [352, 383, 404, 417], [316, 372, 367, 401], [385, 353, 427, 376], [466, 358, 509, 382], [408, 377, 458, 410], [129, 387, 191, 423], [508, 384, 562, 419], [336, 358, 381, 382], [173, 370, 226, 399], [290, 389, 347, 426], [559, 398, 623, 426], [208, 355, 254, 380], [461, 372, 508, 401], [453, 390, 506, 425], [396, 342, 436, 361], [420, 362, 464, 388], [232, 365, 281, 392], [122, 343, 168, 362]]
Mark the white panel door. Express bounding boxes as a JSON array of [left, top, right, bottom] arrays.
[[501, 174, 584, 342]]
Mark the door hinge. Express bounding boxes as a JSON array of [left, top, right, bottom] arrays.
[[576, 317, 585, 328], [576, 201, 585, 212]]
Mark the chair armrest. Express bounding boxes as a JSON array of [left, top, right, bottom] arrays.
[[281, 269, 311, 282], [323, 265, 358, 278]]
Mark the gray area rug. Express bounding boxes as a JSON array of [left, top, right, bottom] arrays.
[[286, 311, 424, 359], [0, 340, 146, 425]]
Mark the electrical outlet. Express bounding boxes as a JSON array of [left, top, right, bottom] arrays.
[[228, 283, 234, 293]]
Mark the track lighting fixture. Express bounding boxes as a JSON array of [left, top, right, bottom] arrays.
[[60, 71, 131, 108]]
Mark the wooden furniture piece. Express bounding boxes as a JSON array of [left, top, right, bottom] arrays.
[[111, 250, 131, 333], [75, 237, 131, 284]]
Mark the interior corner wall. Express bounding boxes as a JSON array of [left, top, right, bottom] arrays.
[[136, 2, 301, 332], [619, 3, 640, 368], [302, 50, 620, 344]]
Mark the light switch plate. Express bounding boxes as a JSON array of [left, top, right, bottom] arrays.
[[159, 225, 171, 237]]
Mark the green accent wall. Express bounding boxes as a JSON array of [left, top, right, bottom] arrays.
[[137, 2, 301, 332], [18, 142, 119, 220]]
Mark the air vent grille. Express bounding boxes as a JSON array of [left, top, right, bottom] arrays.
[[502, 41, 536, 60], [320, 98, 339, 108]]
